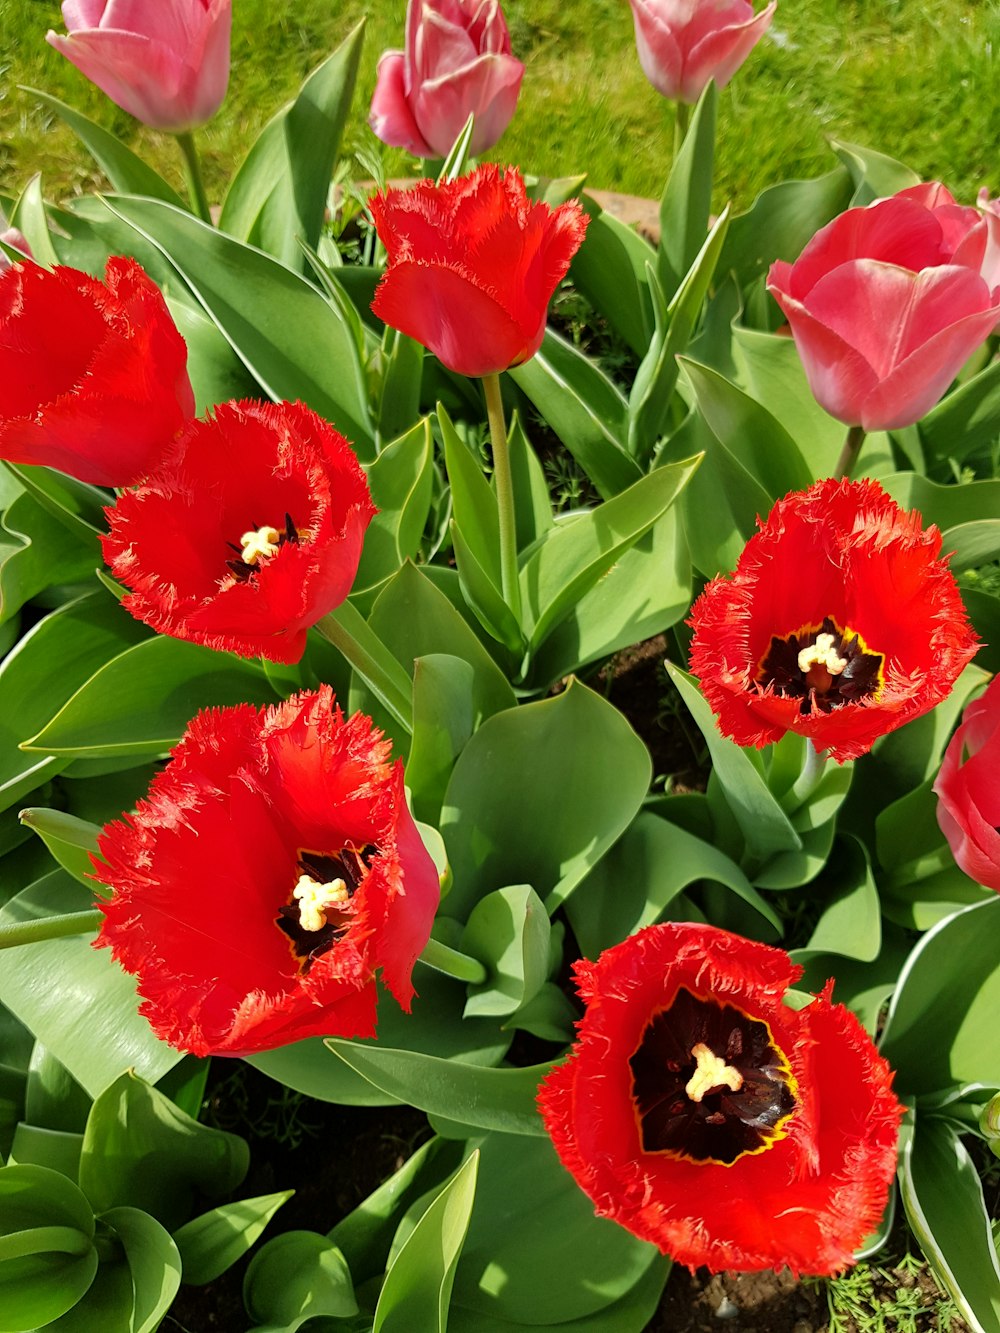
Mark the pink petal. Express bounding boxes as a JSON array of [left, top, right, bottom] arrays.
[[370, 51, 435, 157]]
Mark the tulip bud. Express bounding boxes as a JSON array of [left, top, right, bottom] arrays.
[[627, 0, 777, 105]]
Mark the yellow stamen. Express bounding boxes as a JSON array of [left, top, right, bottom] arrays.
[[797, 632, 847, 678], [292, 874, 349, 932], [685, 1042, 743, 1103], [240, 525, 281, 565]]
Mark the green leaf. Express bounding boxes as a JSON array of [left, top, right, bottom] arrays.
[[220, 23, 365, 271], [100, 1206, 182, 1333], [658, 82, 716, 298], [440, 404, 502, 589], [9, 175, 61, 269], [0, 492, 97, 625], [22, 89, 185, 208], [244, 1230, 358, 1327], [24, 1043, 92, 1134], [439, 679, 652, 918], [8, 1124, 84, 1181], [374, 1152, 478, 1333], [173, 1192, 293, 1286], [831, 139, 920, 204], [326, 1040, 549, 1137], [462, 886, 550, 1019], [506, 413, 553, 550], [376, 330, 425, 445], [2, 462, 107, 542], [879, 897, 1000, 1098], [570, 204, 654, 355], [920, 360, 1000, 465], [355, 419, 435, 594], [509, 330, 641, 499], [103, 196, 374, 452], [899, 1115, 1000, 1333], [450, 1134, 659, 1327], [519, 455, 700, 653], [0, 1164, 97, 1331], [567, 811, 780, 961], [79, 1071, 249, 1231], [18, 809, 100, 888], [24, 637, 276, 760], [0, 872, 182, 1097], [164, 293, 262, 415], [450, 521, 526, 653], [790, 835, 881, 963]]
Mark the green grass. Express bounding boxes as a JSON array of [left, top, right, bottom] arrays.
[[1, 1, 998, 215]]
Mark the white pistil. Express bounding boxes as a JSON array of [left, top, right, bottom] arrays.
[[797, 632, 847, 677], [685, 1042, 744, 1103], [240, 525, 281, 565], [293, 874, 349, 932]]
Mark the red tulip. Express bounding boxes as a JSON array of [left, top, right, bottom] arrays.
[[767, 185, 1000, 431], [370, 0, 524, 159], [934, 674, 1000, 892], [627, 0, 777, 105], [369, 165, 588, 377], [538, 923, 902, 1275], [103, 399, 376, 665], [93, 687, 440, 1057], [687, 478, 979, 763], [46, 0, 231, 133], [0, 257, 194, 486]]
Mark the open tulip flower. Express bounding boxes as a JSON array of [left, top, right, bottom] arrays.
[[0, 256, 194, 487], [370, 0, 524, 159], [539, 923, 902, 1275], [688, 478, 979, 762], [369, 165, 588, 378], [46, 0, 232, 133], [628, 0, 777, 105], [934, 674, 1000, 892], [767, 183, 1000, 432], [93, 687, 440, 1057], [102, 399, 376, 664]]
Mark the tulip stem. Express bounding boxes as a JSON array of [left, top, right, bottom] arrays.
[[482, 372, 522, 624], [418, 936, 488, 986], [673, 101, 691, 159], [0, 909, 104, 950], [175, 131, 213, 226], [315, 603, 414, 736], [834, 425, 867, 480]]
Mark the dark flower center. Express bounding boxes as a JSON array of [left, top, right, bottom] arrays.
[[276, 844, 378, 973], [757, 616, 883, 714], [226, 513, 299, 582], [629, 988, 797, 1165]]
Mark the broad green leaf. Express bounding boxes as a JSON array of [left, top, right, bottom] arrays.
[[790, 835, 880, 963], [2, 462, 106, 542], [0, 1164, 97, 1331], [570, 204, 654, 355], [831, 139, 920, 204], [326, 1040, 549, 1137], [103, 196, 374, 452], [376, 330, 425, 445], [519, 455, 700, 653], [920, 360, 1000, 465], [509, 330, 641, 500], [18, 809, 101, 888], [899, 1116, 1000, 1333], [448, 520, 526, 653], [23, 89, 185, 208], [0, 492, 97, 625], [173, 1191, 293, 1285], [880, 897, 1000, 1097], [658, 82, 716, 298], [462, 886, 550, 1019], [451, 1134, 658, 1327], [567, 811, 780, 961], [439, 679, 651, 918], [0, 872, 182, 1097], [374, 1152, 478, 1333], [164, 293, 262, 414], [24, 1043, 91, 1134], [100, 1206, 182, 1333], [506, 413, 553, 550], [80, 1071, 249, 1231], [8, 1123, 84, 1180], [243, 1230, 358, 1327], [220, 23, 365, 270], [355, 419, 435, 593], [794, 926, 913, 1036], [9, 175, 61, 269], [24, 637, 276, 759], [440, 404, 502, 588]]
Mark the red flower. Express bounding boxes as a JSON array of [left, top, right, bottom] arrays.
[[767, 184, 1000, 430], [93, 687, 440, 1058], [369, 165, 588, 377], [933, 674, 1000, 892], [538, 923, 902, 1276], [0, 257, 194, 486], [688, 478, 979, 762], [103, 399, 376, 665]]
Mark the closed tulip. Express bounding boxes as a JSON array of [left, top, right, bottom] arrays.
[[370, 0, 524, 159], [47, 0, 232, 133], [627, 0, 777, 105], [934, 674, 1000, 893], [767, 185, 1000, 431]]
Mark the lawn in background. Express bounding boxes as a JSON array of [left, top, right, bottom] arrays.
[[1, 1, 998, 216]]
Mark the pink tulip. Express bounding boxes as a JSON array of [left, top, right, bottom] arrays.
[[767, 185, 1000, 432], [0, 229, 32, 274], [46, 0, 232, 134], [370, 0, 524, 159], [627, 0, 777, 105], [934, 674, 1000, 893]]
